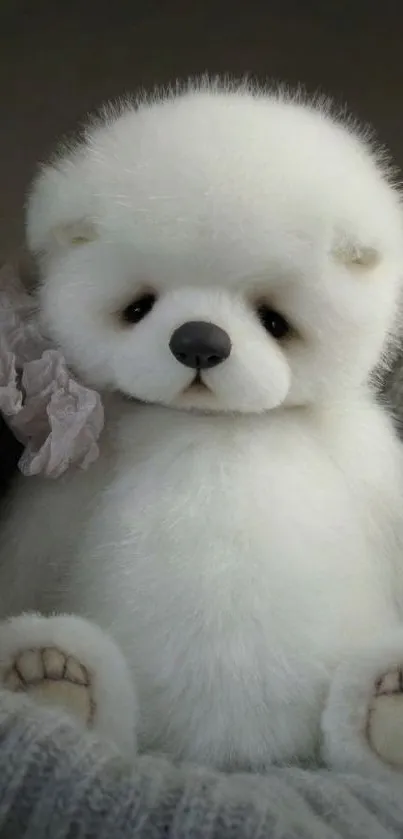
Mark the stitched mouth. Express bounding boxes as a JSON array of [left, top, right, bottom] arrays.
[[118, 372, 212, 405], [184, 371, 210, 393]]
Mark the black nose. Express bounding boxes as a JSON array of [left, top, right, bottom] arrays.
[[169, 321, 232, 370]]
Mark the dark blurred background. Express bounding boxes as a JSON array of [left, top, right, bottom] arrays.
[[1, 0, 403, 256]]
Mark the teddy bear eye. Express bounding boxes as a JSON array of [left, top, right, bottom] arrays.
[[257, 305, 291, 341], [121, 293, 157, 324]]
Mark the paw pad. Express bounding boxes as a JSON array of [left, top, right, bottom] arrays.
[[367, 668, 403, 767], [3, 647, 95, 725]]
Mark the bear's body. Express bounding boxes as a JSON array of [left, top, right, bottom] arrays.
[[1, 395, 402, 769], [1, 83, 403, 773]]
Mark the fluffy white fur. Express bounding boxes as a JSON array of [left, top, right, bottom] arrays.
[[2, 80, 403, 771]]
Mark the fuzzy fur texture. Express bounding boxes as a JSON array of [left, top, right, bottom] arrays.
[[2, 81, 403, 772]]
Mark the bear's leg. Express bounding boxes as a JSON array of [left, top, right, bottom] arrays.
[[322, 630, 403, 777], [0, 613, 137, 758]]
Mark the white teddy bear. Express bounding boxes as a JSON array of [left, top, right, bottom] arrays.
[[2, 80, 403, 777]]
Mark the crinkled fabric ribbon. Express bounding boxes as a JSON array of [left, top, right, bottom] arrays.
[[0, 261, 104, 477]]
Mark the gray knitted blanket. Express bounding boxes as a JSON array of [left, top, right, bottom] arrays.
[[0, 691, 402, 839]]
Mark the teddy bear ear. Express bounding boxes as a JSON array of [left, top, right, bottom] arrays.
[[17, 219, 98, 294], [26, 156, 99, 258], [331, 234, 381, 271], [51, 219, 98, 249]]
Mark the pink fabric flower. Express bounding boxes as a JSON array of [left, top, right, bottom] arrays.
[[0, 260, 104, 477]]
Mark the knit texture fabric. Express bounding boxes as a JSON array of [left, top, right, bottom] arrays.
[[0, 692, 402, 839]]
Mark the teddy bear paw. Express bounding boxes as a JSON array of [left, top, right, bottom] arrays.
[[0, 613, 138, 757], [367, 668, 403, 768], [3, 646, 94, 724]]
